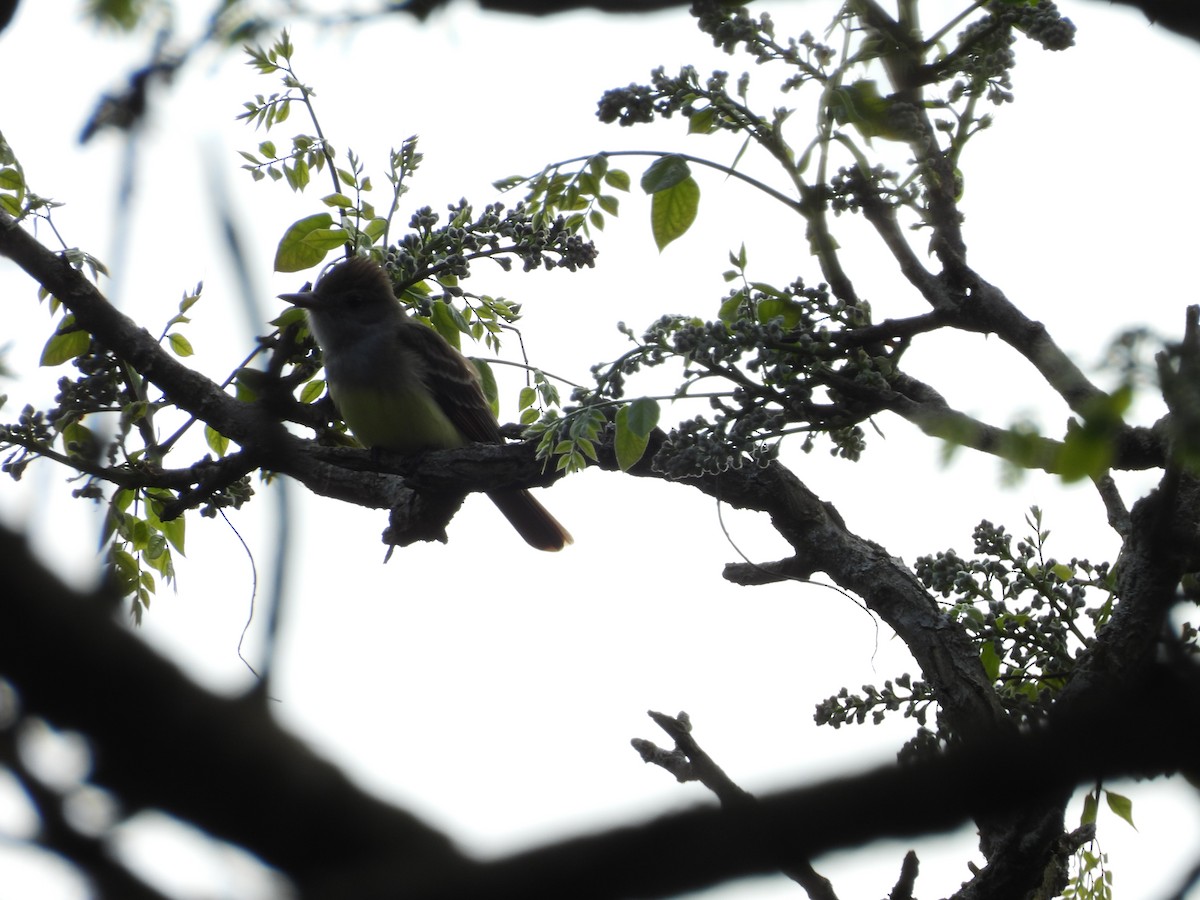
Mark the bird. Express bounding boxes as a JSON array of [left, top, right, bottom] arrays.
[[279, 256, 572, 551]]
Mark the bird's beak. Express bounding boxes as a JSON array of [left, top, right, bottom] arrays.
[[278, 289, 319, 309]]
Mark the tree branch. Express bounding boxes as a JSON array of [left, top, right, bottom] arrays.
[[9, 521, 1190, 900], [0, 525, 465, 890], [634, 710, 840, 900]]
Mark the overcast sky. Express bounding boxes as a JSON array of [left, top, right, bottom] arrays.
[[2, 1, 1199, 898]]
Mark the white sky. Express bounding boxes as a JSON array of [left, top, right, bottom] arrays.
[[1, 1, 1199, 898]]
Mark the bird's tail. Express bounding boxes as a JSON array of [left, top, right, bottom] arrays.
[[487, 489, 573, 552]]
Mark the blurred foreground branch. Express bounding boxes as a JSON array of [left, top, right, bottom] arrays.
[[2, 522, 1197, 899]]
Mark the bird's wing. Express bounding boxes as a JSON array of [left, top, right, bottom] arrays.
[[395, 318, 505, 445]]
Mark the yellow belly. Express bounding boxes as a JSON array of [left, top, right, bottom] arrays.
[[330, 384, 464, 453]]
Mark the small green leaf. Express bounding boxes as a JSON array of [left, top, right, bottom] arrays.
[[296, 378, 323, 404], [471, 358, 499, 416], [614, 401, 658, 471], [364, 217, 388, 243], [167, 333, 194, 357], [519, 386, 537, 410], [322, 192, 354, 208], [625, 396, 660, 436], [640, 155, 692, 194], [718, 288, 748, 325], [153, 507, 186, 555], [577, 172, 599, 197], [274, 213, 348, 272], [40, 317, 91, 366], [493, 174, 528, 191], [979, 640, 1001, 681], [179, 290, 201, 314], [649, 175, 700, 251], [0, 167, 25, 190], [1104, 791, 1136, 830], [429, 301, 463, 350], [62, 419, 98, 461], [205, 425, 230, 457], [604, 169, 631, 192], [109, 547, 139, 585], [827, 80, 909, 142], [756, 296, 805, 329], [688, 106, 717, 134], [1080, 789, 1098, 826]]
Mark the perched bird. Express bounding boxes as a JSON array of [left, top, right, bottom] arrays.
[[280, 256, 572, 551]]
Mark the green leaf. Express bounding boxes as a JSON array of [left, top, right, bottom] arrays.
[[604, 169, 631, 192], [299, 378, 325, 404], [519, 386, 537, 410], [40, 316, 91, 366], [429, 301, 463, 350], [0, 167, 25, 190], [597, 194, 619, 216], [179, 289, 202, 314], [688, 106, 717, 134], [649, 175, 700, 251], [322, 192, 354, 208], [756, 296, 805, 329], [62, 419, 98, 461], [614, 400, 659, 471], [827, 80, 909, 142], [158, 511, 186, 555], [577, 172, 599, 197], [979, 640, 1001, 681], [1056, 428, 1113, 483], [274, 213, 348, 272], [718, 288, 747, 325], [205, 425, 230, 457], [493, 174, 528, 191], [109, 547, 139, 587], [364, 217, 388, 243], [472, 358, 499, 417], [1104, 791, 1136, 830], [625, 396, 660, 436], [167, 332, 194, 357], [1051, 562, 1073, 581], [640, 155, 692, 194], [1080, 789, 1098, 826]]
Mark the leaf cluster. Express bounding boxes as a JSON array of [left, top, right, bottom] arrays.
[[503, 0, 1079, 477], [814, 508, 1117, 753]]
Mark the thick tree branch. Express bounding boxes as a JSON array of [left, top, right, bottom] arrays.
[[599, 430, 1011, 748], [0, 525, 464, 890], [6, 521, 1194, 900]]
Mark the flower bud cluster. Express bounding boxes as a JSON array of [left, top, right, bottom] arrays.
[[384, 200, 597, 284]]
